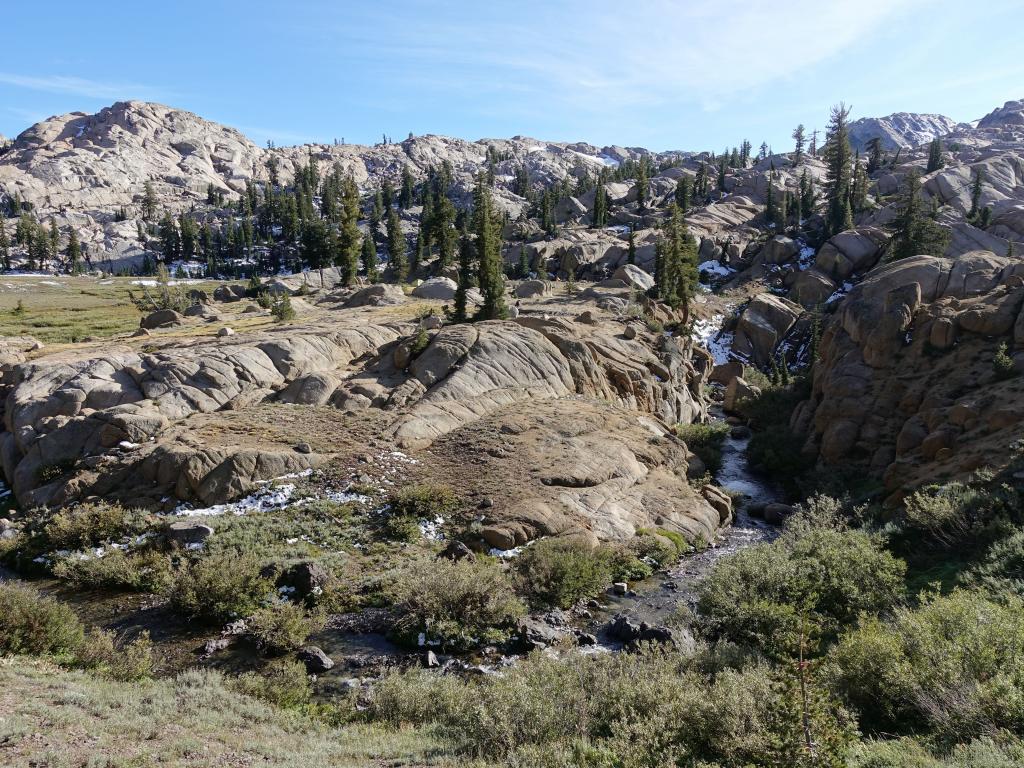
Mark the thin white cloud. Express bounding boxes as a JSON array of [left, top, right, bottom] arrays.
[[334, 0, 924, 114], [0, 72, 166, 101]]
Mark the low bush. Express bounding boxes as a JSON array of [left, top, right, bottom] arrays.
[[389, 555, 524, 649], [970, 528, 1024, 595], [828, 589, 1024, 743], [41, 502, 148, 552], [53, 548, 173, 593], [0, 582, 83, 657], [367, 647, 854, 767], [993, 341, 1016, 379], [697, 515, 905, 657], [515, 538, 614, 609], [233, 658, 312, 709], [169, 551, 271, 623], [382, 484, 459, 542], [676, 421, 730, 474], [246, 600, 325, 654], [75, 627, 156, 681]]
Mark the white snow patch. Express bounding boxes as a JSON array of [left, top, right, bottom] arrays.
[[691, 315, 734, 365], [175, 483, 298, 517]]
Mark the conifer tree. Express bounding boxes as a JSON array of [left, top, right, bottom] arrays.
[[434, 192, 457, 268], [926, 137, 944, 173], [717, 158, 727, 192], [627, 226, 637, 265], [968, 169, 985, 220], [517, 243, 530, 278], [398, 165, 415, 209], [765, 172, 779, 225], [670, 178, 686, 213], [592, 175, 608, 228], [452, 233, 474, 322], [141, 181, 158, 222], [300, 218, 330, 282], [655, 204, 698, 310], [361, 231, 378, 282], [792, 124, 806, 166], [809, 129, 819, 157], [759, 141, 769, 161], [386, 206, 407, 282], [47, 218, 59, 262], [159, 212, 180, 260], [0, 223, 8, 270], [472, 174, 507, 320], [66, 229, 82, 274], [337, 176, 361, 285], [891, 169, 949, 261], [635, 159, 649, 210], [823, 103, 854, 235], [740, 139, 752, 168], [865, 137, 883, 174]]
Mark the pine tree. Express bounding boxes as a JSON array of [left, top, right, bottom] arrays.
[[159, 212, 180, 261], [656, 204, 698, 310], [1008, 240, 1016, 258], [627, 226, 637, 265], [141, 181, 158, 221], [891, 169, 950, 261], [338, 176, 361, 285], [517, 243, 530, 278], [809, 129, 819, 157], [968, 169, 985, 220], [361, 231, 378, 282], [740, 139, 752, 168], [300, 218, 330, 280], [592, 175, 608, 228], [0, 223, 8, 270], [792, 124, 806, 166], [717, 158, 727, 192], [865, 137, 883, 174], [47, 218, 59, 262], [472, 174, 507, 320], [452, 233, 474, 322], [823, 103, 854, 235], [765, 172, 779, 225], [386, 206, 407, 281], [675, 176, 691, 212], [66, 229, 82, 274], [398, 165, 415, 209], [635, 159, 649, 210], [851, 152, 869, 213], [434, 193, 457, 268], [926, 137, 944, 174], [759, 141, 769, 161]]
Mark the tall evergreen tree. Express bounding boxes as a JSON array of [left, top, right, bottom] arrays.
[[398, 165, 415, 209], [66, 229, 82, 274], [159, 212, 180, 261], [717, 158, 727, 192], [656, 204, 698, 310], [968, 169, 985, 220], [823, 103, 854, 235], [865, 137, 883, 174], [452, 233, 474, 323], [675, 176, 691, 212], [891, 169, 950, 261], [627, 226, 637, 265], [809, 129, 819, 157], [792, 124, 806, 166], [0, 223, 8, 270], [472, 174, 507, 320], [300, 218, 330, 281], [926, 138, 945, 174], [337, 176, 361, 285], [635, 159, 649, 210], [141, 181, 158, 222], [361, 231, 378, 282], [740, 139, 752, 168], [592, 173, 608, 228], [386, 206, 407, 281], [765, 172, 779, 225]]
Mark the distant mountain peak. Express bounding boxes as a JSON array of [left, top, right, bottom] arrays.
[[847, 112, 966, 153]]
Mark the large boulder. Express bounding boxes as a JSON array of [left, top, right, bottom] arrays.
[[724, 376, 761, 413], [731, 294, 802, 366], [612, 264, 655, 292], [343, 284, 406, 307], [756, 236, 799, 265], [140, 309, 183, 329], [815, 228, 889, 282], [411, 277, 458, 300]]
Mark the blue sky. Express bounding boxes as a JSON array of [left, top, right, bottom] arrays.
[[2, 0, 1023, 152]]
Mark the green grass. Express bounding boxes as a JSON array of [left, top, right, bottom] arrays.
[[0, 657, 470, 767], [0, 276, 229, 343]]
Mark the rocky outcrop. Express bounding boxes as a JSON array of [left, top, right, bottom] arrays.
[[793, 251, 1024, 503], [848, 112, 965, 153], [731, 294, 803, 365]]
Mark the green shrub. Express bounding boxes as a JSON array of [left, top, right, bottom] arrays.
[[52, 548, 173, 593], [367, 647, 851, 767], [271, 293, 295, 323], [389, 556, 524, 649], [993, 341, 1016, 379], [75, 627, 155, 681], [676, 421, 730, 474], [828, 589, 1024, 742], [516, 538, 614, 609], [169, 551, 271, 623], [697, 521, 905, 656], [255, 290, 273, 309], [0, 582, 83, 657], [970, 528, 1024, 594], [41, 502, 148, 551], [382, 484, 459, 542], [233, 658, 312, 709], [246, 600, 325, 654]]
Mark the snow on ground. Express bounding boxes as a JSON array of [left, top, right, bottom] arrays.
[[598, 154, 622, 168], [826, 281, 854, 305], [797, 243, 816, 269], [692, 314, 734, 365], [175, 482, 299, 517]]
